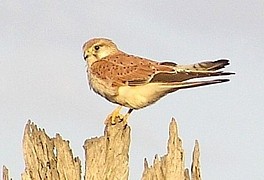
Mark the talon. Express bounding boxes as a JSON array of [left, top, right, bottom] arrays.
[[104, 106, 123, 125], [111, 106, 122, 124], [104, 107, 134, 125]]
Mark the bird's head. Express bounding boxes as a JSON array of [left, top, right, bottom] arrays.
[[82, 38, 119, 66]]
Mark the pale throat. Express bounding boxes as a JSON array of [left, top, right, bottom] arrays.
[[87, 56, 98, 67], [86, 47, 117, 67]]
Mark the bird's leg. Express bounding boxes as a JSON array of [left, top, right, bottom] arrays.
[[105, 106, 124, 125], [121, 108, 134, 124]]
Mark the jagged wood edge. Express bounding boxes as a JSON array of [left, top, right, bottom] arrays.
[[21, 120, 81, 180], [83, 119, 130, 180], [2, 165, 10, 180], [141, 118, 202, 180]]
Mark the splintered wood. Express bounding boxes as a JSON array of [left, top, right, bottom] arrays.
[[83, 120, 130, 180], [141, 118, 202, 180], [191, 140, 201, 180], [21, 120, 81, 180], [17, 118, 201, 180], [2, 165, 10, 180]]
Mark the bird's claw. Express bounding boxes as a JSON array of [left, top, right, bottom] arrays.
[[104, 106, 132, 125], [104, 106, 123, 125], [105, 113, 124, 125]]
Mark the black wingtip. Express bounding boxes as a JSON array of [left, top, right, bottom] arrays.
[[216, 79, 230, 83], [171, 78, 232, 91], [219, 71, 236, 76]]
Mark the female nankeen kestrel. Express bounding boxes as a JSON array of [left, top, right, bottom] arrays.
[[82, 38, 234, 124]]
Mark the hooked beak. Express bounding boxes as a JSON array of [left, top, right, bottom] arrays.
[[83, 51, 89, 61]]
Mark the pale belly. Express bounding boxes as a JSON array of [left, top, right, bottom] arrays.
[[89, 72, 168, 109], [116, 83, 168, 109]]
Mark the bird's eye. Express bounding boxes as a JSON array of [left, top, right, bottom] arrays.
[[94, 45, 100, 50]]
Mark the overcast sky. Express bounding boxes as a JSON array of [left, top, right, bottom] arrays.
[[1, 1, 264, 179]]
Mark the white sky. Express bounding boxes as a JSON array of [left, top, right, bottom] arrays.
[[1, 1, 264, 179]]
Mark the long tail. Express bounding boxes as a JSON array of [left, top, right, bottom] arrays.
[[175, 59, 231, 71], [152, 59, 235, 83]]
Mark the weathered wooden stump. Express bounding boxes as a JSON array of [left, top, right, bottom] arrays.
[[2, 118, 202, 180]]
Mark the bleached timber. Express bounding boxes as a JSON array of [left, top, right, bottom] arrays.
[[3, 118, 202, 180]]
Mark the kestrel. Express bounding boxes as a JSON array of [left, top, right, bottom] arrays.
[[83, 38, 234, 124]]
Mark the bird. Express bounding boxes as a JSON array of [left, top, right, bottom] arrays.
[[82, 38, 234, 125]]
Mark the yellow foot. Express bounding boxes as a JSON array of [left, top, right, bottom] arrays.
[[105, 107, 134, 125], [105, 106, 124, 125], [115, 108, 133, 125]]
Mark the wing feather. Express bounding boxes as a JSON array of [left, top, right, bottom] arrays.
[[90, 53, 157, 86], [90, 53, 234, 87]]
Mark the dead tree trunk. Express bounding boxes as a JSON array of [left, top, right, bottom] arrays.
[[2, 165, 10, 180], [2, 117, 202, 180], [141, 119, 201, 180], [83, 120, 130, 180], [21, 120, 81, 180]]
